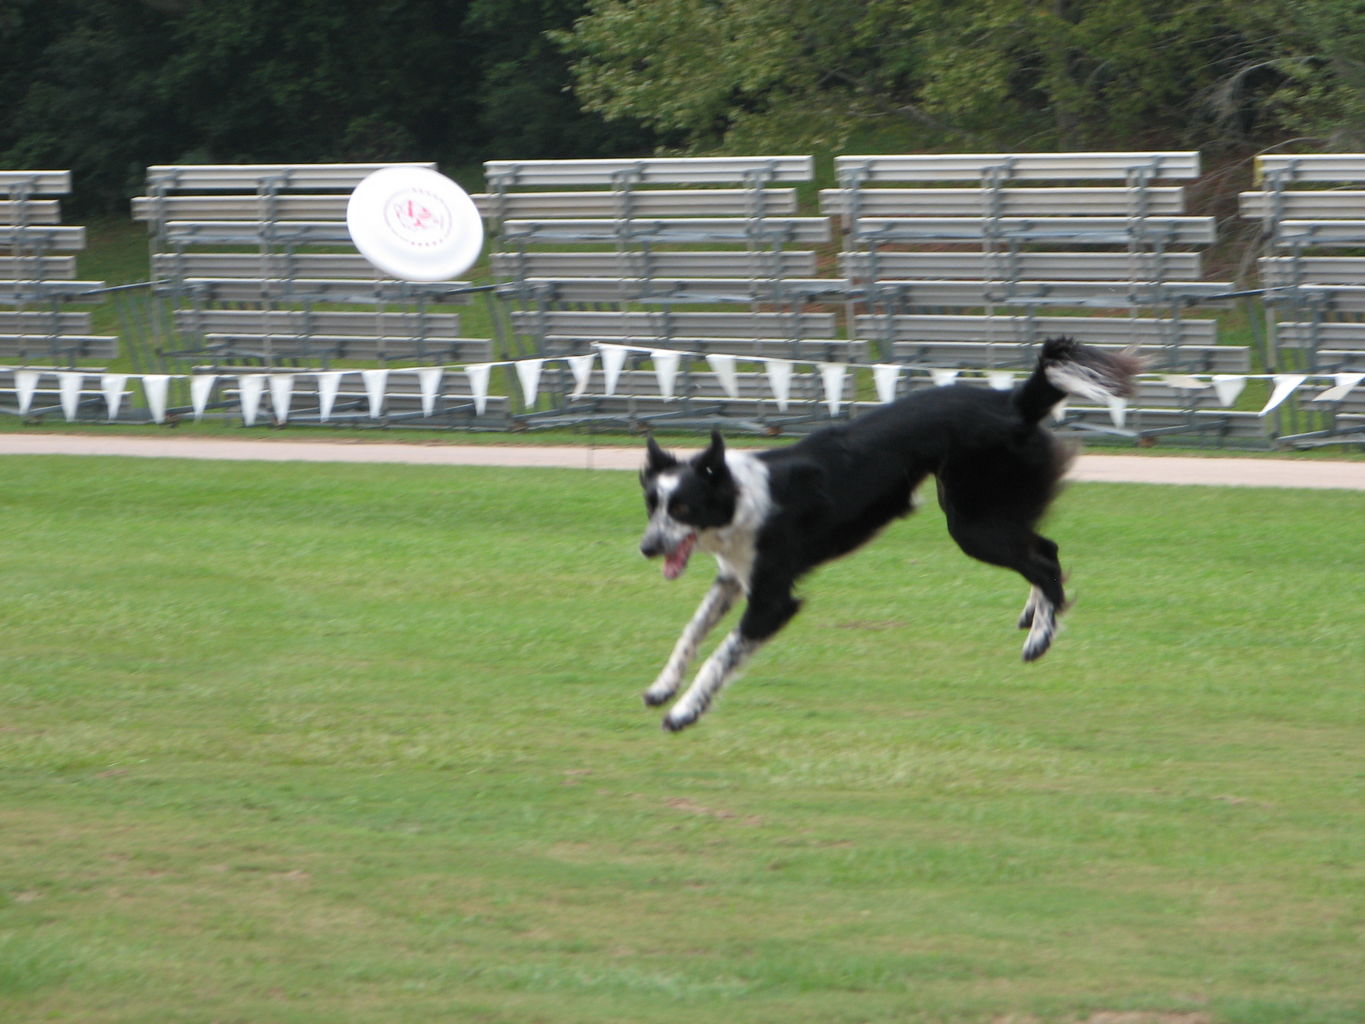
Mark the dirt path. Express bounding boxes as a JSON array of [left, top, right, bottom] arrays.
[[2, 432, 1364, 490]]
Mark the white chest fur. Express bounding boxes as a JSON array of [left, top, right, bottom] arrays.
[[697, 451, 772, 592]]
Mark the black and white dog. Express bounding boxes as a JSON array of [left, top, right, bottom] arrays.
[[637, 337, 1140, 732]]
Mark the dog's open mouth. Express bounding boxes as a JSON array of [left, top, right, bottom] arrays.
[[663, 533, 697, 580]]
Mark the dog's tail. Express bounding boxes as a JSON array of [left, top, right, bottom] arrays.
[[1013, 336, 1143, 424]]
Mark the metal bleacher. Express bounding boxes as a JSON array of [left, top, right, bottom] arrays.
[[1241, 154, 1365, 445], [0, 170, 122, 419], [131, 162, 505, 425], [477, 155, 853, 429], [474, 151, 1263, 441], [13, 153, 1341, 444]]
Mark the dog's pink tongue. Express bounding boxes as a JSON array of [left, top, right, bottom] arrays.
[[663, 534, 697, 580]]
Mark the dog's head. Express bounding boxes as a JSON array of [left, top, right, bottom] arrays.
[[639, 430, 737, 579]]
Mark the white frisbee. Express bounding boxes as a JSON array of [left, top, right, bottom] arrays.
[[346, 166, 484, 282]]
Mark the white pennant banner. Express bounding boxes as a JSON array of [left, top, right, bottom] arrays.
[[1108, 395, 1128, 429], [362, 369, 388, 418], [1164, 374, 1208, 391], [190, 374, 216, 421], [651, 350, 681, 400], [765, 358, 793, 411], [1260, 374, 1307, 416], [465, 363, 492, 415], [819, 363, 847, 416], [930, 368, 959, 388], [142, 374, 170, 424], [567, 353, 595, 399], [515, 358, 544, 408], [15, 369, 39, 415], [102, 373, 129, 420], [13, 353, 1356, 433], [58, 372, 83, 421], [1211, 374, 1247, 408], [269, 373, 295, 424], [237, 375, 265, 426], [316, 371, 344, 422], [873, 363, 901, 404], [706, 353, 739, 399], [600, 345, 628, 396], [416, 366, 443, 417], [1314, 372, 1365, 403]]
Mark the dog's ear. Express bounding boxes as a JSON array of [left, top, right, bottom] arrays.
[[696, 429, 729, 481], [644, 434, 678, 474]]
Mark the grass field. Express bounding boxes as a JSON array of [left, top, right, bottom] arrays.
[[1, 456, 1362, 1023]]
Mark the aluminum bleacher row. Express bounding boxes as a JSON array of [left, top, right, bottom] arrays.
[[2, 153, 1362, 445], [1, 170, 119, 419], [1240, 154, 1365, 444], [476, 151, 1269, 443]]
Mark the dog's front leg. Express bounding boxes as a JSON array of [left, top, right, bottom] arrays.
[[662, 580, 800, 732], [661, 628, 762, 732], [644, 575, 742, 708]]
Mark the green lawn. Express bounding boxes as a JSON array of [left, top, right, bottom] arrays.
[[1, 457, 1361, 1023]]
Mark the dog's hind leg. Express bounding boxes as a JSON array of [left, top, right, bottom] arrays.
[[946, 519, 1066, 661], [644, 575, 742, 708], [662, 581, 800, 732]]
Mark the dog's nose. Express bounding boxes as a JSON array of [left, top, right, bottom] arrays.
[[640, 538, 662, 558]]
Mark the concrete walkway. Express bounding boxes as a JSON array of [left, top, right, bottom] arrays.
[[2, 432, 1364, 490]]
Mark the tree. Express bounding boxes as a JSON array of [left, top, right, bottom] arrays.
[[557, 0, 1365, 156]]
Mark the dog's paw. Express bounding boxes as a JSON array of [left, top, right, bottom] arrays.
[[643, 675, 681, 708], [1021, 607, 1057, 662], [661, 708, 699, 732]]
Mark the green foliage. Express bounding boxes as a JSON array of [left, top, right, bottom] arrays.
[[560, 0, 1365, 155], [0, 0, 647, 212], [1, 457, 1363, 1022]]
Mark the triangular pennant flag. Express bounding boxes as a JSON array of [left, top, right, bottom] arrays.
[[567, 353, 595, 399], [58, 371, 83, 421], [515, 358, 544, 408], [14, 369, 40, 415], [764, 358, 793, 412], [1164, 374, 1208, 390], [190, 374, 216, 421], [651, 349, 681, 401], [316, 370, 344, 422], [600, 345, 628, 396], [1108, 395, 1128, 429], [142, 374, 170, 424], [1211, 374, 1246, 408], [238, 375, 265, 426], [987, 370, 1014, 391], [873, 363, 901, 404], [101, 373, 129, 421], [268, 373, 295, 424], [706, 353, 739, 399], [416, 366, 443, 417], [929, 368, 959, 388], [819, 362, 847, 416], [1313, 372, 1365, 403], [465, 363, 492, 415], [362, 368, 388, 418], [1259, 374, 1307, 416]]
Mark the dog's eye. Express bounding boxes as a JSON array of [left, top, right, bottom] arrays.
[[672, 502, 691, 519], [645, 493, 658, 512]]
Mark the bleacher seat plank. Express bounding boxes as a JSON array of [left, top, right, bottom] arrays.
[[834, 152, 1201, 182], [821, 187, 1187, 217], [484, 156, 813, 186]]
